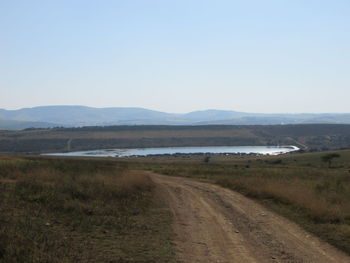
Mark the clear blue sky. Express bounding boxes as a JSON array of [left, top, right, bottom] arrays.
[[1, 0, 349, 113]]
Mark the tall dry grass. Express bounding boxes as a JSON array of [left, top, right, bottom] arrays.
[[217, 177, 349, 223], [0, 158, 161, 263]]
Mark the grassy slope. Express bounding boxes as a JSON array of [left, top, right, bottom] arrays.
[[0, 157, 176, 263], [142, 150, 350, 254], [2, 124, 350, 153]]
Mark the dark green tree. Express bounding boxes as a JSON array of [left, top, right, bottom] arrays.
[[203, 156, 210, 163], [321, 153, 340, 168]]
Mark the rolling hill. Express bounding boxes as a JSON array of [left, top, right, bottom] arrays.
[[1, 106, 350, 129]]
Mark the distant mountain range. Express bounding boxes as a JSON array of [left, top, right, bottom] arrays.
[[1, 106, 350, 129]]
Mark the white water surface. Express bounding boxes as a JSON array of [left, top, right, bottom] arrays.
[[44, 145, 299, 157]]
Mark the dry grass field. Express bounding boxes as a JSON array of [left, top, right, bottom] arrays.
[[0, 156, 176, 263], [1, 150, 350, 262]]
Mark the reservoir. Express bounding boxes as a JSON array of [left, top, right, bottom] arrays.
[[45, 145, 299, 157]]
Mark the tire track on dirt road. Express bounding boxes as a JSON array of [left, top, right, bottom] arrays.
[[150, 173, 350, 263]]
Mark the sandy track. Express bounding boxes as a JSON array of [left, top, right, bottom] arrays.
[[150, 173, 350, 263]]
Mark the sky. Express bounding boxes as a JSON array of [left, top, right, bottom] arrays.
[[1, 0, 350, 113]]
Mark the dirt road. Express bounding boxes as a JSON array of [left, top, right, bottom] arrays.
[[151, 173, 350, 263]]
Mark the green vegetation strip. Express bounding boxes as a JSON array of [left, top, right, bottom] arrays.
[[0, 157, 176, 263]]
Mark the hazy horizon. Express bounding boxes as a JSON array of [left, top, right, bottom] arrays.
[[1, 104, 350, 115], [2, 1, 350, 113]]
